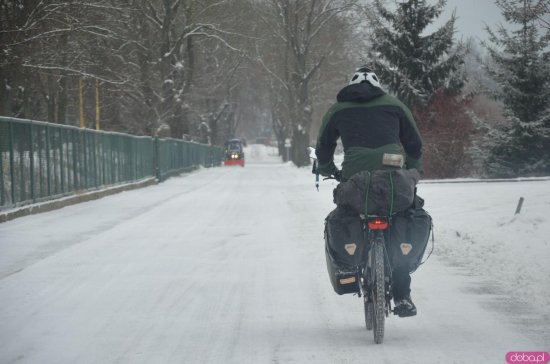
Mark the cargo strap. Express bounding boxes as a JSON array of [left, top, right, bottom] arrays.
[[405, 209, 412, 243], [389, 171, 395, 216], [363, 171, 371, 216], [416, 221, 435, 270]]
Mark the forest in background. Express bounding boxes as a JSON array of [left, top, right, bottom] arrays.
[[1, 0, 549, 178]]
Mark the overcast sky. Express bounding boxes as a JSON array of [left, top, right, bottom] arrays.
[[427, 0, 506, 43]]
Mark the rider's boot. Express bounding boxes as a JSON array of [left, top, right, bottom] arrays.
[[392, 267, 416, 317], [394, 295, 417, 317]]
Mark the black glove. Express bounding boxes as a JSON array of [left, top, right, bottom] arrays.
[[334, 170, 342, 182]]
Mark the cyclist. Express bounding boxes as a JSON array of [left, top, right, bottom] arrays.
[[315, 65, 423, 317]]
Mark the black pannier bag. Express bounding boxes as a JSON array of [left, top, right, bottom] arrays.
[[333, 169, 420, 216], [324, 207, 366, 295], [388, 199, 432, 273]]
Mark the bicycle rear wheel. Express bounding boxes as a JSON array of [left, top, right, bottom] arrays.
[[372, 235, 386, 344], [364, 298, 373, 331]]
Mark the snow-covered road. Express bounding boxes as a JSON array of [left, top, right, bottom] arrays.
[[1, 145, 548, 364]]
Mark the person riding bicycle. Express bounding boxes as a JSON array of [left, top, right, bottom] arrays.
[[315, 65, 423, 317]]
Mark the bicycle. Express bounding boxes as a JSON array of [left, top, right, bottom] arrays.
[[308, 147, 395, 344]]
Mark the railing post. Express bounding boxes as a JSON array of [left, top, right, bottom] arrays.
[[93, 133, 99, 188], [83, 131, 88, 189], [117, 136, 121, 183], [19, 126, 25, 202], [0, 124, 4, 207], [8, 121, 16, 205], [29, 121, 35, 202], [130, 138, 135, 181], [101, 134, 106, 186], [59, 128, 65, 193], [72, 129, 78, 190], [46, 125, 52, 197], [133, 138, 138, 181], [154, 136, 161, 181], [110, 134, 115, 184]]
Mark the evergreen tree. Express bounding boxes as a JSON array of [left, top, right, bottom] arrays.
[[484, 0, 550, 177], [369, 0, 465, 106], [367, 0, 469, 178]]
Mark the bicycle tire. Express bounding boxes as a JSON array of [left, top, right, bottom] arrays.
[[364, 298, 373, 331], [372, 234, 385, 344]]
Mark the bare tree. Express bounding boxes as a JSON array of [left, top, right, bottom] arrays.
[[1, 1, 134, 126], [1, 0, 363, 150], [1, 0, 250, 137], [255, 0, 360, 166]]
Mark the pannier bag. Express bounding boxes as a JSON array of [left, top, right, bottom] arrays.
[[333, 169, 420, 216], [324, 207, 366, 295], [388, 201, 432, 273]]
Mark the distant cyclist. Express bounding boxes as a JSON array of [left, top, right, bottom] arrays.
[[315, 65, 423, 317]]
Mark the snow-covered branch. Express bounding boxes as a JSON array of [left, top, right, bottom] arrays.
[[21, 64, 128, 85]]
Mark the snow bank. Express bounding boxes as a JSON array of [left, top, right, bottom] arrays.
[[420, 180, 550, 312]]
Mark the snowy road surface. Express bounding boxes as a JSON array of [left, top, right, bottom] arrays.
[[1, 145, 549, 364]]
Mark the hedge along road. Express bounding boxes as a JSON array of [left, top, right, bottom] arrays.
[[0, 144, 547, 364]]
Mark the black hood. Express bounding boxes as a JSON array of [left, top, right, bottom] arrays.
[[336, 83, 385, 103]]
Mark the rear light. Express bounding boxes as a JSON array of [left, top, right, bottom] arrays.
[[368, 217, 388, 230]]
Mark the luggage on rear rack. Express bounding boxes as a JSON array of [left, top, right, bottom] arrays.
[[388, 196, 432, 273], [324, 207, 366, 295], [333, 169, 420, 216], [325, 171, 433, 294]]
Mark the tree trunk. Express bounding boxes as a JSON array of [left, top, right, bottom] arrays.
[[291, 127, 310, 167], [289, 63, 312, 167], [56, 32, 69, 124], [0, 68, 7, 116], [46, 74, 56, 123]]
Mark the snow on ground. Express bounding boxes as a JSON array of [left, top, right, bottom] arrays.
[[422, 182, 550, 311], [0, 144, 548, 364]]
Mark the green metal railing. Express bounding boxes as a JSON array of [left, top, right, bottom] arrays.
[[156, 137, 224, 181], [0, 117, 224, 210]]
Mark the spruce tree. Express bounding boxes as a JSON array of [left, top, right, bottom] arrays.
[[484, 0, 550, 177], [370, 0, 465, 106]]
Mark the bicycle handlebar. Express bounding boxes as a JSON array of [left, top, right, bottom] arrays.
[[311, 163, 342, 182], [327, 170, 342, 182]]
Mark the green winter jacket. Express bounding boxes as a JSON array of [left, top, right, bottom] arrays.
[[316, 83, 423, 180]]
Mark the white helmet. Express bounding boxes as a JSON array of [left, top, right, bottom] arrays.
[[349, 65, 381, 88]]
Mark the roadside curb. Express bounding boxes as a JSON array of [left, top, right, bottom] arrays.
[[0, 178, 158, 224], [419, 177, 550, 184]]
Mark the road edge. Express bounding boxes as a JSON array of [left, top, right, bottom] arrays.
[[0, 178, 158, 224]]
